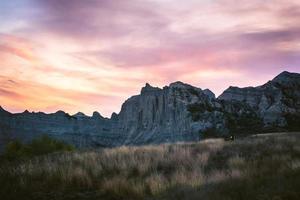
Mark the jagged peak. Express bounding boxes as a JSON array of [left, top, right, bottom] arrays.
[[272, 71, 300, 83], [203, 89, 215, 99], [219, 71, 299, 94], [111, 112, 118, 120], [73, 112, 87, 118], [169, 81, 206, 94], [169, 81, 192, 89], [141, 83, 161, 94], [275, 71, 293, 77], [92, 111, 103, 118], [23, 110, 30, 114], [54, 110, 66, 116]]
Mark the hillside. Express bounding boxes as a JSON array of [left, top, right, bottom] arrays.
[[0, 132, 299, 200]]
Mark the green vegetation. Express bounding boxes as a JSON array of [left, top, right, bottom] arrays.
[[187, 100, 266, 136], [226, 112, 264, 135], [187, 102, 214, 121], [1, 135, 74, 161], [0, 133, 299, 200], [187, 88, 200, 97]]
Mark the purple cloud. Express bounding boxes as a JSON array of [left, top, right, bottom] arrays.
[[30, 0, 170, 41], [1, 0, 300, 115]]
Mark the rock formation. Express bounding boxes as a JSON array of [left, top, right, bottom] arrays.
[[218, 71, 300, 128], [116, 81, 214, 144], [0, 71, 299, 149]]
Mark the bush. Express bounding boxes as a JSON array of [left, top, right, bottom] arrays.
[[285, 113, 300, 131], [187, 102, 214, 121], [226, 112, 263, 135], [201, 128, 221, 139], [2, 135, 74, 161]]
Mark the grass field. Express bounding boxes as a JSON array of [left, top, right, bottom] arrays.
[[1, 132, 300, 200]]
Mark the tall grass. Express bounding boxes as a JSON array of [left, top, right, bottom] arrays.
[[0, 133, 300, 200]]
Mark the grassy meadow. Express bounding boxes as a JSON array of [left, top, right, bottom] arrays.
[[0, 132, 300, 200]]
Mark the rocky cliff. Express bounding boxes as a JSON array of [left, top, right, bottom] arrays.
[[0, 71, 299, 148], [0, 108, 121, 148], [115, 82, 216, 144], [218, 71, 300, 129]]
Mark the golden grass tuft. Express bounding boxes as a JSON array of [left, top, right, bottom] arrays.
[[0, 132, 300, 200]]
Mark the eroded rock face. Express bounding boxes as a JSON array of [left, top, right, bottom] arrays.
[[0, 110, 122, 149], [218, 71, 300, 127], [116, 82, 215, 144], [0, 71, 299, 149], [0, 82, 219, 148]]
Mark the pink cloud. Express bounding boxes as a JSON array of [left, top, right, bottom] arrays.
[[0, 0, 300, 116]]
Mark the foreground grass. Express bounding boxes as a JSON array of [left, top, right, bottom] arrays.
[[0, 132, 300, 200]]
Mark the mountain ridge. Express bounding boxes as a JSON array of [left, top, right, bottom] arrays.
[[0, 71, 299, 148], [2, 70, 299, 118]]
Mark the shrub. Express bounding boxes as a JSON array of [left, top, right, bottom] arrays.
[[226, 112, 263, 135], [29, 135, 74, 155], [200, 128, 221, 139], [285, 113, 300, 131], [187, 102, 214, 121], [2, 135, 74, 161]]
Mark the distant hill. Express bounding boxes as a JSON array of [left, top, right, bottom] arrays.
[[0, 71, 299, 148]]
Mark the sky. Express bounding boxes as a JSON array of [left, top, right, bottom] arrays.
[[0, 0, 300, 117]]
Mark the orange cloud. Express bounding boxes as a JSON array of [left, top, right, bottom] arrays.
[[1, 1, 300, 117], [0, 75, 123, 116], [0, 34, 37, 62]]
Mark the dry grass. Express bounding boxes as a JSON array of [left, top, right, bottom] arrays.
[[0, 132, 300, 200]]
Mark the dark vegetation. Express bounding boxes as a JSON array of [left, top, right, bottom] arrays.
[[0, 132, 299, 200], [225, 112, 263, 135], [187, 101, 214, 121], [201, 127, 221, 139], [188, 98, 300, 139], [1, 135, 74, 161], [188, 100, 265, 138], [284, 113, 300, 131]]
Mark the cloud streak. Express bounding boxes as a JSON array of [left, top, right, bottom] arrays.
[[0, 0, 299, 116]]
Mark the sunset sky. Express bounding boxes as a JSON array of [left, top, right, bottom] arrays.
[[0, 0, 300, 117]]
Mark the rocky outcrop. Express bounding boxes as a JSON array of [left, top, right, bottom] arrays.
[[0, 109, 122, 149], [0, 71, 299, 149], [218, 71, 300, 128], [0, 82, 219, 148], [116, 82, 216, 144]]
